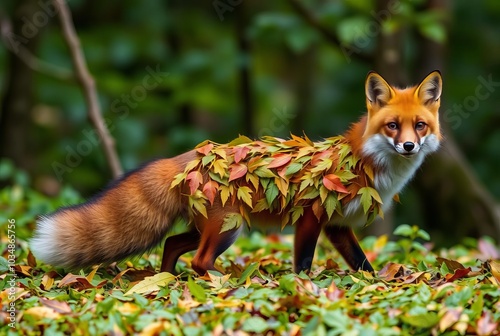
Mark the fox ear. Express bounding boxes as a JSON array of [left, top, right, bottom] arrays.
[[415, 70, 442, 106], [365, 71, 394, 107]]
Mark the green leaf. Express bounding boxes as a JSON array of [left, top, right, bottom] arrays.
[[187, 277, 206, 303], [400, 312, 439, 328], [220, 213, 244, 233], [357, 187, 373, 214], [265, 181, 279, 206], [202, 154, 216, 166], [290, 206, 304, 225], [325, 193, 339, 220], [237, 262, 260, 285], [393, 224, 414, 237], [242, 316, 268, 333], [285, 162, 303, 176]]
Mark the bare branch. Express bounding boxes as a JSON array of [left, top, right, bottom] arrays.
[[53, 0, 123, 178], [287, 0, 373, 63]]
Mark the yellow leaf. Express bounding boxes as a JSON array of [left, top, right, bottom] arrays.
[[125, 272, 176, 296], [220, 185, 231, 206], [237, 186, 253, 208], [275, 177, 289, 196]]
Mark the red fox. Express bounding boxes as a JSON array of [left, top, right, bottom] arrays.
[[31, 71, 442, 275]]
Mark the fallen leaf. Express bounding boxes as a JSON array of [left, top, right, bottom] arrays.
[[125, 272, 176, 296]]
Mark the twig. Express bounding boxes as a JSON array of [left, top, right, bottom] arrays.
[[53, 0, 123, 178], [287, 0, 373, 63]]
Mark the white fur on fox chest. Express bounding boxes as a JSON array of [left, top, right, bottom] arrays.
[[331, 135, 433, 228]]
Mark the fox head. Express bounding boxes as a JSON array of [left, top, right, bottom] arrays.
[[362, 70, 442, 162]]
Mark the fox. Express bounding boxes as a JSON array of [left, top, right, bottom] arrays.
[[30, 70, 442, 276]]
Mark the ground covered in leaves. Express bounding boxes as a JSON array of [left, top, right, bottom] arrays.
[[0, 180, 499, 335]]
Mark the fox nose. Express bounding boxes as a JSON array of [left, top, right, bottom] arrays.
[[403, 142, 415, 152]]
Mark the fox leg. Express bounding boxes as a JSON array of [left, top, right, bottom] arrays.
[[160, 228, 201, 274], [323, 225, 374, 272], [191, 210, 242, 275], [293, 208, 323, 273]]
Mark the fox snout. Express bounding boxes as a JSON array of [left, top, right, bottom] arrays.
[[395, 141, 420, 156]]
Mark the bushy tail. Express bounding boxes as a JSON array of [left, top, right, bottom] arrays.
[[30, 157, 188, 269]]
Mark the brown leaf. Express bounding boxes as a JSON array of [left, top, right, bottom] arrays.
[[27, 250, 37, 268], [436, 257, 466, 272], [489, 260, 500, 285], [40, 297, 72, 314], [58, 273, 95, 290], [13, 265, 32, 277], [324, 280, 344, 300], [378, 262, 411, 281]]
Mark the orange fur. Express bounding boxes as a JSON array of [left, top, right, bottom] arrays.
[[31, 71, 442, 275]]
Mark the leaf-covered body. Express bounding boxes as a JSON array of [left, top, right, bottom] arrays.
[[171, 134, 384, 230], [31, 71, 442, 276]]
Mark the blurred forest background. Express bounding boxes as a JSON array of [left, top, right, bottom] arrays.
[[1, 0, 499, 246]]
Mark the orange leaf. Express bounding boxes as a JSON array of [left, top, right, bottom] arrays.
[[267, 153, 292, 169], [229, 163, 248, 182], [323, 174, 348, 193], [233, 146, 250, 163], [312, 198, 324, 221], [186, 171, 203, 195], [196, 143, 214, 155], [202, 181, 219, 205]]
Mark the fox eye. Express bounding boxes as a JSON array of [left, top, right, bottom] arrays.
[[415, 122, 427, 131], [387, 122, 398, 130]]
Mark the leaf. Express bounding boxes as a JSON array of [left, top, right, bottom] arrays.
[[393, 224, 414, 237], [312, 198, 324, 221], [233, 146, 251, 163], [220, 213, 244, 233], [186, 171, 203, 195], [202, 180, 219, 205], [357, 187, 373, 214], [196, 142, 214, 155], [265, 181, 279, 206], [202, 154, 216, 166], [213, 159, 228, 178], [242, 316, 268, 333], [236, 262, 260, 286], [290, 206, 304, 225], [187, 277, 207, 302], [170, 172, 187, 189], [237, 186, 253, 208], [401, 312, 440, 328], [254, 166, 276, 178], [436, 257, 466, 272], [324, 193, 339, 220], [220, 185, 231, 206], [267, 153, 292, 169], [275, 177, 289, 197], [285, 162, 303, 176], [228, 134, 253, 146], [323, 174, 348, 193], [125, 272, 176, 296], [189, 191, 208, 218], [228, 163, 248, 182]]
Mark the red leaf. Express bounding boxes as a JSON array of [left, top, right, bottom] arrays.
[[234, 146, 250, 163], [202, 181, 219, 205], [196, 143, 214, 155], [186, 171, 203, 194], [228, 163, 248, 182], [267, 153, 292, 169], [323, 174, 348, 193], [445, 267, 471, 282]]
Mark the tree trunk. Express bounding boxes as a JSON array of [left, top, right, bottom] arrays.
[[0, 0, 40, 172]]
